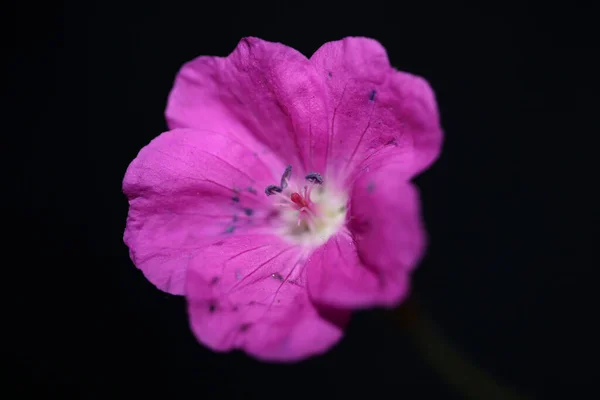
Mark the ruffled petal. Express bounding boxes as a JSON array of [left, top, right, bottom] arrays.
[[309, 37, 443, 184], [123, 128, 278, 294], [186, 235, 348, 362], [306, 162, 425, 309], [349, 164, 426, 275], [306, 232, 409, 309], [166, 37, 330, 176]]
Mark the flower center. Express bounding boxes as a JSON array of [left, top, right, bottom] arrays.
[[265, 167, 347, 247]]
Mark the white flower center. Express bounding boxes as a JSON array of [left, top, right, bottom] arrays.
[[265, 168, 347, 248]]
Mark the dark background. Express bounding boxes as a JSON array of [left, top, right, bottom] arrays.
[[9, 0, 596, 398]]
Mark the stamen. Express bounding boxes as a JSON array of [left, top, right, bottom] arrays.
[[265, 185, 282, 196], [300, 205, 317, 218], [280, 165, 292, 189], [305, 172, 323, 184], [264, 167, 345, 246], [272, 191, 297, 207]]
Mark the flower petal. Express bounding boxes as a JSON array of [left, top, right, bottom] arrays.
[[166, 37, 330, 176], [350, 163, 426, 275], [306, 162, 425, 309], [309, 37, 443, 184], [306, 232, 409, 309], [123, 128, 278, 294], [186, 235, 348, 362]]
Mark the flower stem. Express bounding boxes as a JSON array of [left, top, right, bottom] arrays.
[[391, 297, 534, 400]]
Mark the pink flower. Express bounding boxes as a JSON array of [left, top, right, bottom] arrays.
[[123, 37, 442, 361]]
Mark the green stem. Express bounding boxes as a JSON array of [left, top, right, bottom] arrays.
[[391, 298, 533, 400]]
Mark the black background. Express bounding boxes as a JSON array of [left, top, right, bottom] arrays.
[[9, 0, 596, 398]]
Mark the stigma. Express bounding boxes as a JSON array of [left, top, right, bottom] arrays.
[[265, 166, 347, 247]]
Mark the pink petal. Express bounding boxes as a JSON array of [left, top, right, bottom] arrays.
[[165, 37, 330, 176], [350, 164, 426, 277], [306, 162, 426, 309], [186, 235, 348, 362], [309, 37, 443, 184], [123, 128, 279, 294], [306, 232, 409, 309]]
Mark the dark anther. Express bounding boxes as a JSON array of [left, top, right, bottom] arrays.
[[328, 72, 333, 78], [247, 186, 257, 194], [280, 165, 292, 189], [209, 302, 216, 313], [243, 208, 254, 216], [369, 89, 377, 102], [305, 172, 323, 184], [210, 276, 219, 286], [232, 195, 240, 202], [265, 184, 282, 196], [239, 323, 251, 332]]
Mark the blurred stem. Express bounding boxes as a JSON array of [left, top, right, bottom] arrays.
[[392, 297, 532, 400]]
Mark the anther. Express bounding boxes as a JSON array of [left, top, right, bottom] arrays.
[[280, 165, 292, 189], [305, 172, 323, 184], [265, 185, 283, 196]]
